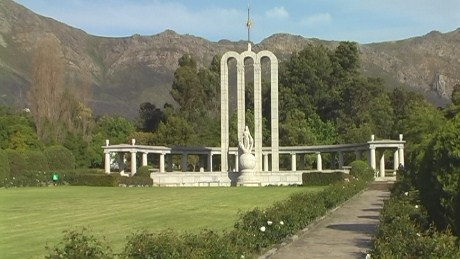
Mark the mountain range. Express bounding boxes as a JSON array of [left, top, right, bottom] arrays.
[[1, 0, 459, 118]]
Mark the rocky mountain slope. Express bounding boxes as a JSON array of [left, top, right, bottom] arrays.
[[1, 0, 458, 118]]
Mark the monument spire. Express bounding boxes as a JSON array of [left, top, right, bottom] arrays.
[[246, 0, 252, 51]]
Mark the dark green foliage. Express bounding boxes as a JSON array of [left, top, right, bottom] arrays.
[[302, 171, 347, 186], [1, 171, 55, 187], [46, 228, 112, 259], [371, 192, 460, 258], [138, 102, 166, 132], [23, 150, 49, 171], [5, 149, 26, 177], [61, 169, 152, 187], [0, 149, 10, 180], [44, 145, 76, 170], [416, 114, 460, 234], [349, 160, 374, 181], [136, 165, 153, 177]]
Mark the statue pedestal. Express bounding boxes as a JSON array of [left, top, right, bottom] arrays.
[[238, 153, 260, 186]]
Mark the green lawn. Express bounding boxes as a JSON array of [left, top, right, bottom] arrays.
[[0, 186, 323, 258]]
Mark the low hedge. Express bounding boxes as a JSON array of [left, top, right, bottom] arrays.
[[1, 168, 153, 187], [302, 171, 347, 186], [1, 171, 55, 187]]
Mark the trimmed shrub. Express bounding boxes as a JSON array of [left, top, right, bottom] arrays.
[[1, 171, 54, 187], [116, 175, 153, 186], [349, 160, 374, 181], [46, 228, 112, 259], [59, 169, 152, 187], [23, 150, 49, 171], [6, 149, 26, 177], [0, 149, 10, 181], [136, 165, 153, 177], [44, 145, 76, 170], [302, 171, 347, 186]]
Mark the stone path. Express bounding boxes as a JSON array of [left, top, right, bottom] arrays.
[[261, 182, 391, 259]]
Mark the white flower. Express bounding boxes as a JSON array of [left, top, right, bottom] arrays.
[[267, 221, 273, 226], [279, 221, 284, 225], [240, 255, 245, 259], [416, 233, 421, 237], [415, 205, 419, 209], [365, 254, 371, 259], [260, 226, 266, 232], [404, 192, 409, 196], [344, 178, 350, 182]]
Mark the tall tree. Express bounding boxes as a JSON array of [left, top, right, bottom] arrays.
[[28, 36, 66, 144], [138, 102, 166, 132]]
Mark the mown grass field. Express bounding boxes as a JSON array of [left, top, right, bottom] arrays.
[[0, 186, 323, 258]]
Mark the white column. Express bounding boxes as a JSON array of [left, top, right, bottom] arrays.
[[379, 153, 385, 178], [181, 153, 188, 172], [159, 153, 165, 173], [142, 153, 148, 166], [131, 151, 137, 175], [291, 153, 297, 172], [208, 154, 213, 172], [398, 146, 405, 167], [369, 147, 376, 171], [338, 151, 344, 169], [393, 149, 399, 176], [254, 62, 263, 172], [399, 135, 405, 167], [270, 57, 279, 172], [104, 152, 111, 174], [263, 154, 269, 172], [220, 55, 230, 173], [237, 63, 246, 143], [316, 152, 322, 171]]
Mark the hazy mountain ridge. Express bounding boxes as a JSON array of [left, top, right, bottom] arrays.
[[1, 0, 459, 117]]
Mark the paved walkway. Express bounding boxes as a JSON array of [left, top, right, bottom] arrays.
[[261, 182, 392, 259]]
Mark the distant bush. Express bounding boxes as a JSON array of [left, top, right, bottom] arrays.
[[136, 165, 153, 177], [349, 160, 374, 181], [302, 171, 346, 186], [45, 228, 112, 259], [6, 149, 26, 177], [0, 149, 10, 180], [45, 146, 75, 170], [23, 150, 49, 171]]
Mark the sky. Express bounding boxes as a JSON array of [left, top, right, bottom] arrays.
[[14, 0, 460, 44]]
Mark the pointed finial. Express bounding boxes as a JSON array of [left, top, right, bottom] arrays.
[[246, 0, 252, 50]]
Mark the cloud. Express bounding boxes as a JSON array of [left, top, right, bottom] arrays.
[[300, 13, 332, 27], [265, 6, 289, 19]]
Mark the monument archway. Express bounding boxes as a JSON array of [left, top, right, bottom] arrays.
[[220, 47, 279, 172]]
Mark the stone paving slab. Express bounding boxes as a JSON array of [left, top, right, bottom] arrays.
[[261, 182, 392, 259]]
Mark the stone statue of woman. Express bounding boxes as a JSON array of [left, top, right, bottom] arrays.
[[239, 126, 256, 173], [239, 126, 253, 154]]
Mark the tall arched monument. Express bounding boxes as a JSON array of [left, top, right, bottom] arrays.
[[220, 44, 279, 173]]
